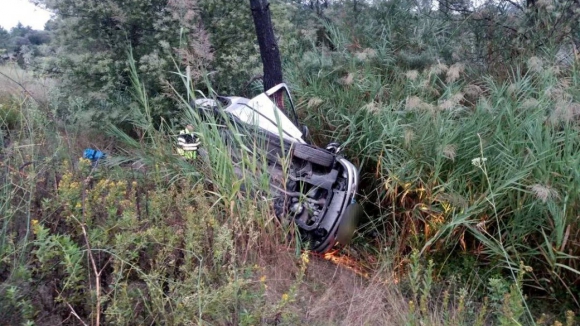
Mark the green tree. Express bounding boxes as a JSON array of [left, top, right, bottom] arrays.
[[37, 0, 212, 126], [10, 23, 33, 39], [197, 0, 259, 94], [0, 27, 10, 54], [196, 0, 301, 94]]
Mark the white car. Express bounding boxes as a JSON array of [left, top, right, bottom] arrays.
[[180, 83, 362, 253]]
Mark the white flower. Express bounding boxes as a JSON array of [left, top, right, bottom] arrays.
[[471, 157, 487, 168], [530, 184, 559, 203], [442, 144, 457, 161]]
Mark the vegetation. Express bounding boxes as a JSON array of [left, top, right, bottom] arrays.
[[0, 23, 51, 67], [1, 0, 580, 325]]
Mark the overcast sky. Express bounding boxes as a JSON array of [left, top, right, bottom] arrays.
[[0, 0, 52, 30]]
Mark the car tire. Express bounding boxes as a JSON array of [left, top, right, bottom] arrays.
[[292, 143, 335, 167]]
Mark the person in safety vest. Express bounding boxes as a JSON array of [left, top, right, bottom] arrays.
[[177, 124, 200, 160]]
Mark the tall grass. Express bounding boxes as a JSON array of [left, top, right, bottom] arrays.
[[0, 63, 64, 324], [285, 19, 580, 319]]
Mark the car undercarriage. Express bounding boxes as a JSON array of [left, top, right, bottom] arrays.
[[178, 84, 362, 253]]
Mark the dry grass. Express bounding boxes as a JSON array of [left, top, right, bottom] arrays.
[[254, 246, 499, 326], [256, 250, 434, 325], [303, 261, 406, 325], [0, 63, 55, 104]]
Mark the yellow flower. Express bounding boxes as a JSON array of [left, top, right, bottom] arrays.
[[260, 275, 266, 283], [31, 219, 39, 235], [301, 251, 310, 265], [281, 293, 289, 301]]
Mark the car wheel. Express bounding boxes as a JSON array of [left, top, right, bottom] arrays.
[[292, 143, 335, 167]]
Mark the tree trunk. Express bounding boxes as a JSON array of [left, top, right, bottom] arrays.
[[249, 0, 283, 94]]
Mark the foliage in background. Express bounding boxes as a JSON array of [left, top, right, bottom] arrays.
[[30, 0, 305, 127], [0, 23, 51, 68], [196, 0, 303, 95], [34, 0, 213, 127]]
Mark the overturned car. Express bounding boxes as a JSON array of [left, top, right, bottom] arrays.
[[177, 84, 362, 253]]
